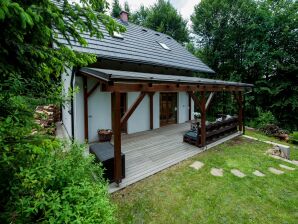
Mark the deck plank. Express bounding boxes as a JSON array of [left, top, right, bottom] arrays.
[[109, 122, 241, 193]]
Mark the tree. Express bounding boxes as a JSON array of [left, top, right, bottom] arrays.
[[131, 5, 149, 25], [131, 0, 189, 43], [111, 0, 122, 18], [0, 0, 124, 222], [124, 1, 130, 13], [191, 0, 298, 130]]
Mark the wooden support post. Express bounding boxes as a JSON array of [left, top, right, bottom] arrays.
[[238, 92, 243, 132], [113, 91, 122, 185], [149, 93, 154, 130], [242, 94, 246, 135], [120, 92, 146, 127], [83, 76, 88, 141], [188, 93, 191, 120], [199, 91, 206, 147]]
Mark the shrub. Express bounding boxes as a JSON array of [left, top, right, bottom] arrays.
[[289, 132, 298, 145], [0, 99, 115, 224], [1, 139, 115, 223], [254, 107, 277, 128]]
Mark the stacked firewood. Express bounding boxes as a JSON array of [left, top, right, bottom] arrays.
[[34, 105, 60, 135], [260, 124, 289, 141]]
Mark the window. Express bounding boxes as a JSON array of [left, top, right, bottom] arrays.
[[113, 31, 124, 39], [158, 42, 171, 51]]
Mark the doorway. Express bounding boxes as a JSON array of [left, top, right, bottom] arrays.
[[160, 92, 177, 126]]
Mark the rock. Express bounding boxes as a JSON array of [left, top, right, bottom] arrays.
[[253, 170, 265, 177], [269, 155, 298, 166], [211, 168, 223, 177], [279, 164, 295, 171], [230, 169, 246, 178], [189, 161, 204, 170], [268, 167, 284, 175], [266, 145, 290, 159]]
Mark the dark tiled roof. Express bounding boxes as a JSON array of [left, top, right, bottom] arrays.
[[56, 19, 215, 73], [80, 67, 253, 87]]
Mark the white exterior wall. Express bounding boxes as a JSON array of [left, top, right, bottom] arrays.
[[87, 78, 112, 143], [74, 76, 84, 143], [127, 92, 150, 134], [177, 92, 195, 122], [70, 74, 194, 141], [61, 68, 73, 138], [178, 92, 189, 123]]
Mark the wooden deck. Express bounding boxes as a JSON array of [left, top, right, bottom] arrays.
[[109, 122, 241, 193]]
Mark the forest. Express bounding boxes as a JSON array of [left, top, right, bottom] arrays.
[[0, 0, 297, 223]]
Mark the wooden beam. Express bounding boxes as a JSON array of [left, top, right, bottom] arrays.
[[205, 92, 215, 111], [120, 92, 146, 127], [188, 91, 200, 111], [199, 91, 206, 147], [149, 93, 154, 130], [113, 92, 122, 185], [87, 81, 100, 98], [103, 83, 244, 93], [83, 76, 88, 141]]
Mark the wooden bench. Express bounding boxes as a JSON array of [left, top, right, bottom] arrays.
[[89, 142, 125, 183], [184, 116, 238, 146]]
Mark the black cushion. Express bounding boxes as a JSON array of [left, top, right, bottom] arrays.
[[89, 142, 124, 161], [184, 130, 197, 141], [89, 142, 125, 183]]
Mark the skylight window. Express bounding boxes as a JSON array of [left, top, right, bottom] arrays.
[[158, 42, 171, 51], [113, 31, 124, 39]]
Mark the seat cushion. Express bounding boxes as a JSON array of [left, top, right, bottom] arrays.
[[89, 142, 120, 161], [184, 130, 197, 141]]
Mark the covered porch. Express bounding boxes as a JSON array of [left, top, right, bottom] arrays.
[[79, 67, 253, 188], [109, 122, 241, 193]]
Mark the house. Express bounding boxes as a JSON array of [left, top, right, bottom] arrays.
[[59, 11, 252, 186]]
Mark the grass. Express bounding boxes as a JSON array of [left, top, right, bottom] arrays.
[[112, 133, 298, 224], [245, 129, 298, 159]]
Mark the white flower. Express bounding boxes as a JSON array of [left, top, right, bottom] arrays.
[[193, 112, 201, 118]]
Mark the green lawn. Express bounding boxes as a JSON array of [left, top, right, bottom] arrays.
[[112, 134, 298, 224]]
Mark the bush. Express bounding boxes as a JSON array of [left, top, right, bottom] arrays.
[[0, 96, 115, 223], [248, 107, 277, 129], [1, 138, 115, 224], [289, 132, 298, 145]]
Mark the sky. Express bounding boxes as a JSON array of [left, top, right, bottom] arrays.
[[71, 0, 200, 21], [108, 0, 200, 21]]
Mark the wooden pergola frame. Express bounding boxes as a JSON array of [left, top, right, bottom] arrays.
[[80, 71, 249, 185]]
